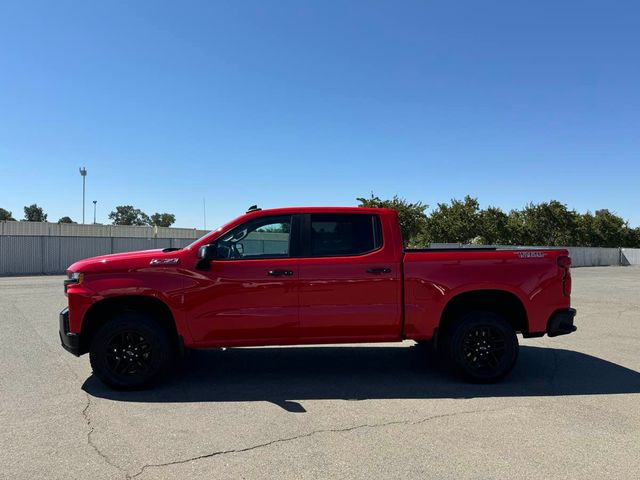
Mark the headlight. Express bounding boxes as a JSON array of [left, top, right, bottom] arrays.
[[68, 272, 84, 283], [64, 272, 84, 294]]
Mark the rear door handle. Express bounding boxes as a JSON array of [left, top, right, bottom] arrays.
[[367, 267, 391, 274], [268, 269, 294, 276]]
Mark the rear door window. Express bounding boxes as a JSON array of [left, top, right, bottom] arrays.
[[309, 214, 381, 257]]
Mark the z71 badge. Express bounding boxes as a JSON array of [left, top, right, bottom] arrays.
[[149, 258, 180, 265]]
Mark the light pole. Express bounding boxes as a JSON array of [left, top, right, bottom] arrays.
[[93, 200, 97, 224], [79, 167, 87, 224]]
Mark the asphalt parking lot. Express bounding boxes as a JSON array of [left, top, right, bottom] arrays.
[[1, 267, 639, 479]]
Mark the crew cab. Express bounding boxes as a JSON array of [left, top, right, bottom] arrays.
[[60, 206, 576, 388]]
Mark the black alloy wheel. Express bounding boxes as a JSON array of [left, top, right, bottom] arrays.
[[460, 325, 506, 373], [90, 313, 173, 389], [448, 311, 519, 383], [105, 330, 154, 376]]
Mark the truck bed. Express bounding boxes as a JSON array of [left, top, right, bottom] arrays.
[[401, 248, 571, 339]]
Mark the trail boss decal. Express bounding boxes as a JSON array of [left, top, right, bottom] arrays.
[[516, 251, 546, 258]]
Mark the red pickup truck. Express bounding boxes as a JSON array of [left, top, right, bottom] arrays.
[[60, 206, 576, 389]]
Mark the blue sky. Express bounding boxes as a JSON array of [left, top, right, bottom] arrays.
[[1, 0, 638, 228]]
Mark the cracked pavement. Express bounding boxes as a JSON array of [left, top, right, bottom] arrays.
[[1, 267, 639, 479]]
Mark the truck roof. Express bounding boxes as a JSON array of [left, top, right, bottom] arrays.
[[243, 206, 397, 216]]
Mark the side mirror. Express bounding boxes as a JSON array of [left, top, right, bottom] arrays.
[[196, 243, 217, 271], [197, 243, 217, 261]]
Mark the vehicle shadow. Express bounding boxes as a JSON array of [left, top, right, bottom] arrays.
[[83, 344, 640, 412]]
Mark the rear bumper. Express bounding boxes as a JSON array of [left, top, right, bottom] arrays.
[[59, 307, 81, 356], [547, 308, 577, 337]]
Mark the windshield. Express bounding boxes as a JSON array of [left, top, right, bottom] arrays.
[[185, 225, 221, 250]]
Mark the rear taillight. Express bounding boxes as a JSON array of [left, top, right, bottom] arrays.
[[558, 255, 572, 296], [557, 255, 572, 268]]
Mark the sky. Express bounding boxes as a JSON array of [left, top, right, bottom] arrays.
[[1, 0, 639, 229]]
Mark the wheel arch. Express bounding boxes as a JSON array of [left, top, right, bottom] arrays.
[[438, 289, 528, 342], [80, 295, 180, 355]]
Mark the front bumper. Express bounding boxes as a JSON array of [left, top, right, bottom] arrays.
[[59, 307, 81, 356], [547, 308, 577, 337]]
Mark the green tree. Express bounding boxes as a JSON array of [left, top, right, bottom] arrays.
[[577, 210, 638, 247], [511, 201, 579, 246], [23, 204, 47, 222], [149, 213, 176, 227], [357, 194, 428, 247], [627, 227, 640, 248], [477, 206, 511, 245], [575, 211, 595, 246], [425, 196, 481, 244], [0, 208, 15, 221], [57, 216, 75, 224], [108, 205, 150, 226], [258, 223, 290, 233], [592, 209, 628, 247], [506, 210, 526, 245]]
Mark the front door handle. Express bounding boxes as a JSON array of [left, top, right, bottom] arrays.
[[268, 269, 294, 276], [367, 267, 391, 274]]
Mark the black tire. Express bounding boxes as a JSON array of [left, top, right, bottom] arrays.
[[89, 313, 174, 390], [446, 311, 519, 383]]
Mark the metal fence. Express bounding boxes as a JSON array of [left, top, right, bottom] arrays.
[[0, 221, 209, 275], [0, 236, 198, 275], [1, 227, 639, 275], [621, 248, 640, 266], [0, 221, 208, 238]]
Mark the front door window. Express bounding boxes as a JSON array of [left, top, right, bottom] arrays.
[[216, 216, 291, 259]]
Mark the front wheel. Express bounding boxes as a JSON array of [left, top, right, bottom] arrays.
[[447, 311, 519, 383], [89, 313, 174, 389]]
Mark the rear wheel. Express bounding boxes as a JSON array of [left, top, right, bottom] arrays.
[[89, 313, 174, 389], [446, 311, 518, 383]]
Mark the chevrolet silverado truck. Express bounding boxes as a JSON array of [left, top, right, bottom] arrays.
[[60, 206, 577, 389]]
